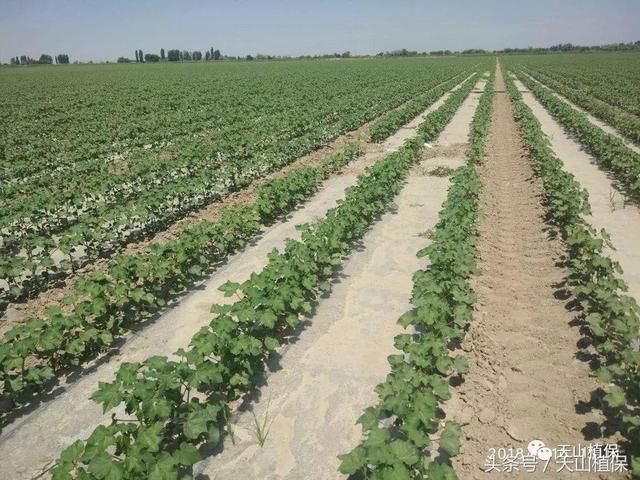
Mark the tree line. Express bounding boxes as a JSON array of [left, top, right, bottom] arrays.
[[10, 53, 70, 65], [498, 40, 640, 54], [373, 41, 640, 58], [118, 47, 222, 63], [8, 39, 640, 67]]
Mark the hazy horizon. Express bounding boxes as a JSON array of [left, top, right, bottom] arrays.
[[1, 0, 640, 63]]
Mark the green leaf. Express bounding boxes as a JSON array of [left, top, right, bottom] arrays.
[[631, 455, 640, 477], [595, 366, 613, 383], [356, 406, 380, 430], [59, 440, 85, 465], [148, 454, 177, 480], [218, 281, 240, 297], [87, 452, 123, 480], [439, 421, 461, 457], [207, 424, 222, 444], [83, 425, 115, 460], [453, 356, 469, 375], [426, 460, 459, 480], [364, 427, 391, 448], [435, 356, 451, 375], [389, 440, 419, 466], [406, 425, 431, 448], [431, 376, 451, 400], [264, 336, 280, 351], [398, 311, 415, 328], [337, 446, 366, 474], [586, 313, 605, 336], [173, 442, 200, 466], [603, 385, 627, 408], [91, 381, 123, 413], [381, 464, 412, 480], [260, 310, 277, 329], [137, 423, 163, 453], [184, 406, 219, 440]]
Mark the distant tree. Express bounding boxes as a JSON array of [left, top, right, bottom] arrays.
[[160, 48, 165, 60], [341, 51, 351, 58], [38, 54, 53, 64], [182, 50, 192, 61], [10, 57, 19, 65], [205, 50, 211, 61], [192, 51, 202, 61], [117, 57, 132, 63], [135, 50, 139, 62], [167, 49, 180, 61], [213, 49, 221, 60], [144, 53, 160, 62], [56, 54, 70, 64], [18, 55, 39, 64], [138, 50, 144, 62], [210, 47, 214, 59], [246, 54, 254, 61]]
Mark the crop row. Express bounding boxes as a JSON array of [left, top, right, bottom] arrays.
[[504, 53, 640, 117], [1, 62, 471, 197], [1, 60, 478, 185], [505, 71, 640, 478], [367, 72, 469, 142], [1, 89, 346, 198], [48, 72, 480, 480], [1, 75, 416, 230], [522, 68, 640, 145], [0, 71, 470, 313], [514, 71, 640, 203], [0, 76, 428, 234], [338, 70, 493, 480], [0, 144, 362, 422]]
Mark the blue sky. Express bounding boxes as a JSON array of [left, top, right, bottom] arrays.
[[1, 0, 639, 62]]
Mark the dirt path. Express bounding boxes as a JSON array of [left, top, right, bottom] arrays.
[[0, 78, 480, 480], [521, 72, 640, 155], [445, 66, 619, 479], [513, 76, 640, 305], [194, 78, 486, 480]]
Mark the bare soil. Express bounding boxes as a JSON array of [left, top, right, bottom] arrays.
[[445, 66, 619, 479]]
